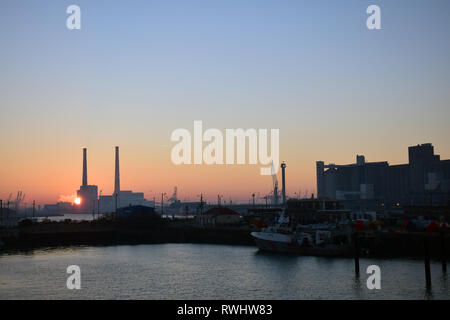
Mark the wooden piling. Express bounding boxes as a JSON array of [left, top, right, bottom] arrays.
[[354, 232, 360, 275], [441, 230, 447, 273], [424, 236, 432, 288]]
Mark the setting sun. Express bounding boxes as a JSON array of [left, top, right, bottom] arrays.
[[74, 197, 81, 205]]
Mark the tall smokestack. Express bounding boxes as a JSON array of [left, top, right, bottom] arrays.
[[114, 146, 120, 194], [82, 148, 87, 186], [281, 162, 287, 205]]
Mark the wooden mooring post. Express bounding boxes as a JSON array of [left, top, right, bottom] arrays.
[[441, 230, 447, 273], [354, 232, 360, 275], [423, 235, 432, 288]]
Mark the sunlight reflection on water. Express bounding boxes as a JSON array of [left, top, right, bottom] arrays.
[[0, 244, 449, 300]]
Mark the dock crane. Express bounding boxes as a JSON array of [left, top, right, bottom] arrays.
[[7, 193, 12, 208], [271, 161, 279, 206], [168, 186, 178, 204], [13, 191, 26, 212]]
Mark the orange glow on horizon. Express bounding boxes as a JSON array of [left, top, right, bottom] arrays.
[[1, 140, 449, 205]]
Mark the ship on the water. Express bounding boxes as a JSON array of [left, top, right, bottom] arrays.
[[251, 210, 353, 256]]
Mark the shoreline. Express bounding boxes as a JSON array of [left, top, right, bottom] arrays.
[[0, 221, 256, 252], [1, 220, 449, 260]]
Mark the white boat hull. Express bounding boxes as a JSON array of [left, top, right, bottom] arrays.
[[251, 231, 352, 257]]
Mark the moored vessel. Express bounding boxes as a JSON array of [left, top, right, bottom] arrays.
[[251, 211, 353, 256]]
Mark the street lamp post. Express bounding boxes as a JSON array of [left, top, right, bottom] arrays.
[[161, 193, 167, 217], [97, 189, 102, 220]]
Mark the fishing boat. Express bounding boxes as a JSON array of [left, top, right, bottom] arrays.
[[251, 211, 353, 256]]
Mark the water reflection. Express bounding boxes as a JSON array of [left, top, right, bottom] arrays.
[[0, 244, 449, 300], [439, 272, 448, 296], [424, 287, 434, 300], [352, 273, 364, 299]]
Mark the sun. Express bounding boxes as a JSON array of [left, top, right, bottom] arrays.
[[74, 197, 81, 205]]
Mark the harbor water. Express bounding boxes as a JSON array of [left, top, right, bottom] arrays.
[[0, 243, 448, 300]]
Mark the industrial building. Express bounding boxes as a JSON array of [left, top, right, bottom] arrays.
[[195, 207, 242, 227], [116, 205, 158, 219], [76, 148, 98, 213], [73, 146, 154, 214], [285, 198, 349, 225], [97, 146, 154, 213], [43, 202, 76, 215], [316, 143, 450, 210]]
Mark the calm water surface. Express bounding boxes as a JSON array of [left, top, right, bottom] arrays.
[[0, 244, 448, 299]]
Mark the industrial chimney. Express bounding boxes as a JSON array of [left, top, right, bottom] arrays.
[[281, 162, 287, 205], [82, 148, 87, 186], [114, 146, 120, 195]]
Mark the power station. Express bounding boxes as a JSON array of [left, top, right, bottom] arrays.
[[76, 147, 154, 214], [74, 147, 289, 214], [76, 148, 98, 213]]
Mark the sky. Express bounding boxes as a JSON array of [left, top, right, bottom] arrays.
[[1, 0, 450, 205]]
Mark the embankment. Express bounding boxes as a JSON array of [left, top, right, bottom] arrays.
[[1, 221, 449, 260], [0, 220, 255, 251]]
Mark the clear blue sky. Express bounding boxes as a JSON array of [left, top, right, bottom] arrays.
[[1, 0, 450, 202]]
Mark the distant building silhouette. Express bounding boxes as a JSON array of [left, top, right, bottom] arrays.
[[316, 143, 450, 210], [77, 148, 98, 213], [98, 146, 154, 213], [195, 207, 241, 227], [117, 205, 157, 218]]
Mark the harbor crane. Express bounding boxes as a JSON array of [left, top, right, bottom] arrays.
[[168, 186, 178, 203], [7, 193, 12, 208], [271, 161, 279, 206], [13, 191, 26, 212]]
